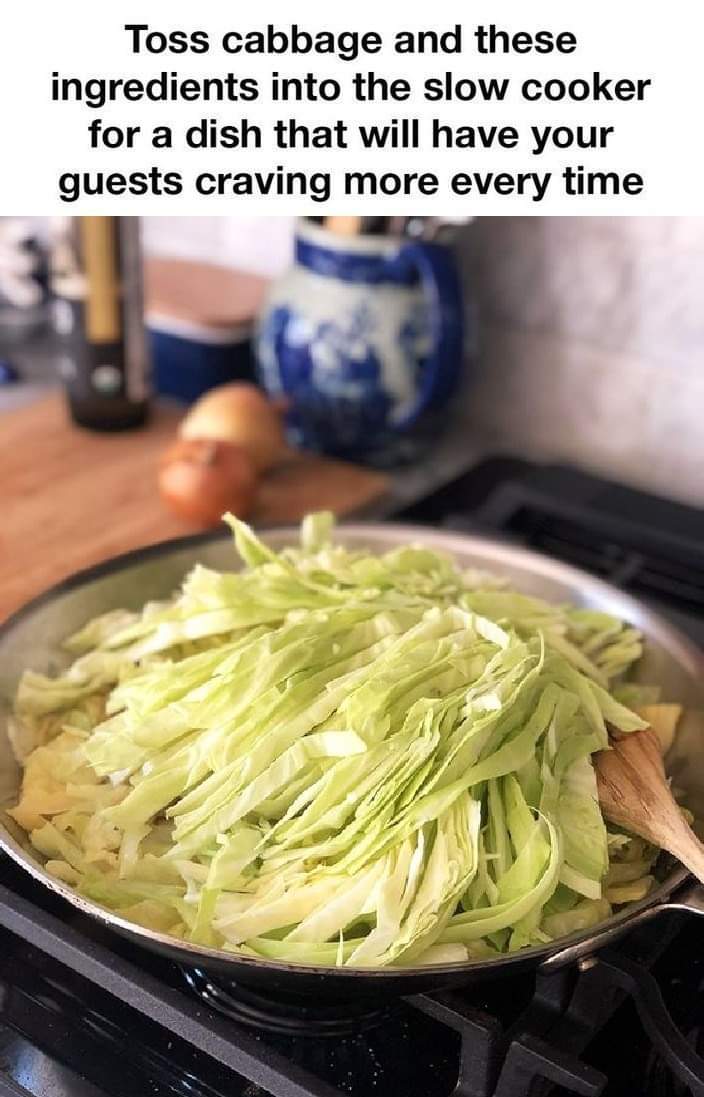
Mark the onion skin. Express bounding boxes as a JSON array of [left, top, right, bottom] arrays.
[[179, 383, 285, 472], [158, 438, 257, 527]]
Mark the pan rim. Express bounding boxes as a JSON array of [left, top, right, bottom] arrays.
[[0, 519, 701, 979]]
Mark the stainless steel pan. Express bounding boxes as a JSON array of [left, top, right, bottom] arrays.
[[1, 524, 703, 1004]]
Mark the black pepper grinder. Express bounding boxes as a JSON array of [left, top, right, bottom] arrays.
[[50, 216, 150, 431]]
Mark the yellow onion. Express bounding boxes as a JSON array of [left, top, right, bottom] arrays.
[[159, 438, 257, 527], [179, 383, 285, 472]]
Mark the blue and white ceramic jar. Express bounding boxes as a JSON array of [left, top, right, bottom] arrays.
[[256, 222, 464, 464]]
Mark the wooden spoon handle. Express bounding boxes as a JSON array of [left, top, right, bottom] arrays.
[[325, 217, 362, 236], [596, 726, 704, 886], [663, 818, 704, 882]]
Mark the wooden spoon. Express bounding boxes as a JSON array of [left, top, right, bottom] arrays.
[[595, 726, 704, 882], [324, 217, 362, 237]]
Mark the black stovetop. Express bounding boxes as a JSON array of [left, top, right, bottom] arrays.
[[0, 856, 700, 1097], [0, 457, 702, 1097]]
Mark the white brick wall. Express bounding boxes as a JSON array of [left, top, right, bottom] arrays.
[[456, 217, 704, 505]]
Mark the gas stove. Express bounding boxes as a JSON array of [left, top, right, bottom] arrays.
[[0, 457, 702, 1097]]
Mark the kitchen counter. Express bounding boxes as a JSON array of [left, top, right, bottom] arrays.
[[0, 393, 489, 621]]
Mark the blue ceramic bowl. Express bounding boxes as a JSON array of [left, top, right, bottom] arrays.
[[148, 318, 256, 404]]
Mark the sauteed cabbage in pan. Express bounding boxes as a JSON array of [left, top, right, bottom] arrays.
[[7, 514, 684, 966]]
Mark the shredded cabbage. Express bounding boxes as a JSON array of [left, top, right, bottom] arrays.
[[8, 512, 669, 967]]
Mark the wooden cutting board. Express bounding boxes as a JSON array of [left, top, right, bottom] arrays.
[[0, 396, 389, 621]]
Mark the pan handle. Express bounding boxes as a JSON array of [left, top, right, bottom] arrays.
[[539, 880, 704, 972]]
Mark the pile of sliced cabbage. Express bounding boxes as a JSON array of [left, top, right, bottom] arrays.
[[8, 513, 683, 967]]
